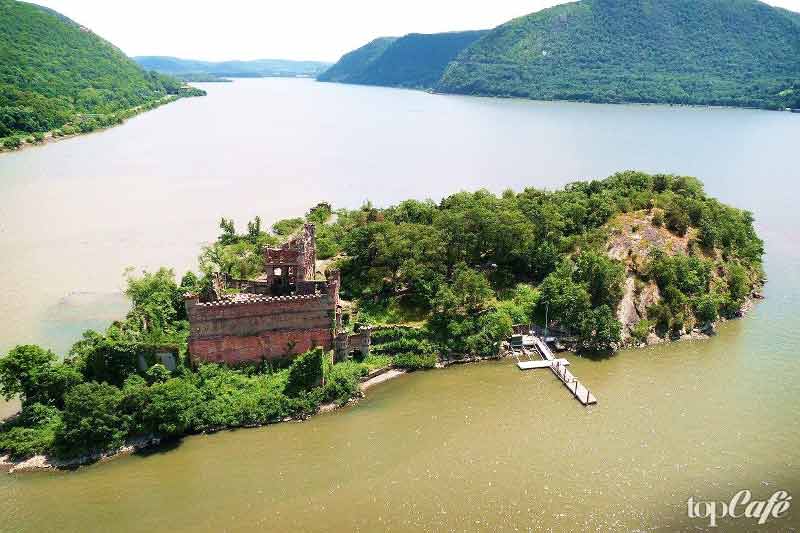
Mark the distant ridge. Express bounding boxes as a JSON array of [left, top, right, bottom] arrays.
[[135, 56, 331, 78], [322, 0, 800, 110], [318, 31, 488, 89]]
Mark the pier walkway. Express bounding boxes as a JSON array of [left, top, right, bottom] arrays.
[[513, 335, 597, 406]]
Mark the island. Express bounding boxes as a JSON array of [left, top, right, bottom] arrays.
[[0, 171, 764, 471]]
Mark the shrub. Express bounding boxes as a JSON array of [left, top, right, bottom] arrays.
[[323, 362, 364, 405], [142, 378, 201, 436], [0, 404, 61, 459], [647, 303, 672, 334], [287, 388, 324, 419], [3, 136, 21, 149], [284, 348, 324, 397], [652, 210, 664, 227], [630, 320, 652, 344], [665, 205, 689, 236], [393, 352, 437, 370], [145, 363, 171, 384], [0, 425, 58, 459]]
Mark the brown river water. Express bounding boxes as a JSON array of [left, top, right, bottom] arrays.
[[0, 79, 798, 531]]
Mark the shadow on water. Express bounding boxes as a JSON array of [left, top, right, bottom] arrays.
[[132, 437, 183, 458], [574, 348, 617, 361]]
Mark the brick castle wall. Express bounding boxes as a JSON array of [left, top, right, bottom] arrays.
[[186, 291, 337, 364]]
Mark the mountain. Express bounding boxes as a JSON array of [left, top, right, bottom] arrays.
[[318, 31, 488, 89], [438, 0, 800, 109], [0, 0, 196, 140], [317, 37, 398, 84], [135, 57, 331, 78]]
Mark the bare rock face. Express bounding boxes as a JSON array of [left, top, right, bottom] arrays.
[[646, 332, 664, 346], [637, 282, 661, 317], [617, 275, 641, 338]]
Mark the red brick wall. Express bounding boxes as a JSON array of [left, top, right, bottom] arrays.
[[188, 328, 333, 365], [186, 293, 337, 365]]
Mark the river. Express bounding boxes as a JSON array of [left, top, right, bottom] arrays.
[[0, 78, 798, 531]]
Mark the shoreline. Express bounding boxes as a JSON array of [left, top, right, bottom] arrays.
[[316, 79, 795, 114], [0, 291, 764, 474], [1, 366, 409, 474], [0, 94, 183, 156]]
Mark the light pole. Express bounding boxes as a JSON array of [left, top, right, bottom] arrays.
[[544, 300, 549, 338]]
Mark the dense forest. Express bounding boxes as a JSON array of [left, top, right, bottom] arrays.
[[0, 172, 764, 463], [440, 0, 800, 109], [135, 57, 331, 79], [323, 0, 800, 110], [318, 31, 487, 89], [0, 0, 203, 144]]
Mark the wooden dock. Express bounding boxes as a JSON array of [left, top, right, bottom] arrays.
[[516, 358, 569, 370], [515, 335, 597, 406]]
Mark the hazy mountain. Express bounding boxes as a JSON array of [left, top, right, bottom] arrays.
[[318, 31, 487, 89], [135, 56, 331, 78]]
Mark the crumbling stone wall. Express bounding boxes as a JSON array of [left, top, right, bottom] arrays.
[[334, 327, 372, 363], [264, 223, 317, 294]]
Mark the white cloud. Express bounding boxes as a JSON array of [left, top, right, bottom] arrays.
[[32, 0, 800, 62]]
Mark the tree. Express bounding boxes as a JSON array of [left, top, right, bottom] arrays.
[[693, 294, 719, 324], [56, 382, 129, 456], [463, 310, 513, 357], [218, 217, 237, 245], [124, 267, 183, 330], [446, 264, 493, 313], [727, 263, 750, 304], [539, 262, 591, 330], [246, 216, 262, 243], [0, 345, 81, 408], [665, 203, 689, 236], [574, 251, 625, 308], [306, 202, 333, 225], [578, 306, 622, 353], [70, 329, 139, 387]]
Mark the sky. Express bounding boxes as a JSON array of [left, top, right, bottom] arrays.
[[33, 0, 800, 63]]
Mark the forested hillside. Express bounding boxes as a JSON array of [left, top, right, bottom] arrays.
[[439, 0, 800, 109], [317, 37, 398, 84], [0, 0, 201, 143], [318, 31, 487, 89]]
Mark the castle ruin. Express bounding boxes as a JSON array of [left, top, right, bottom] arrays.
[[185, 224, 370, 365]]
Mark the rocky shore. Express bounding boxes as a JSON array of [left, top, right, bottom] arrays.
[[0, 435, 162, 474]]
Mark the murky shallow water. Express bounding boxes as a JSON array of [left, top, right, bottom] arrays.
[[0, 79, 798, 531]]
